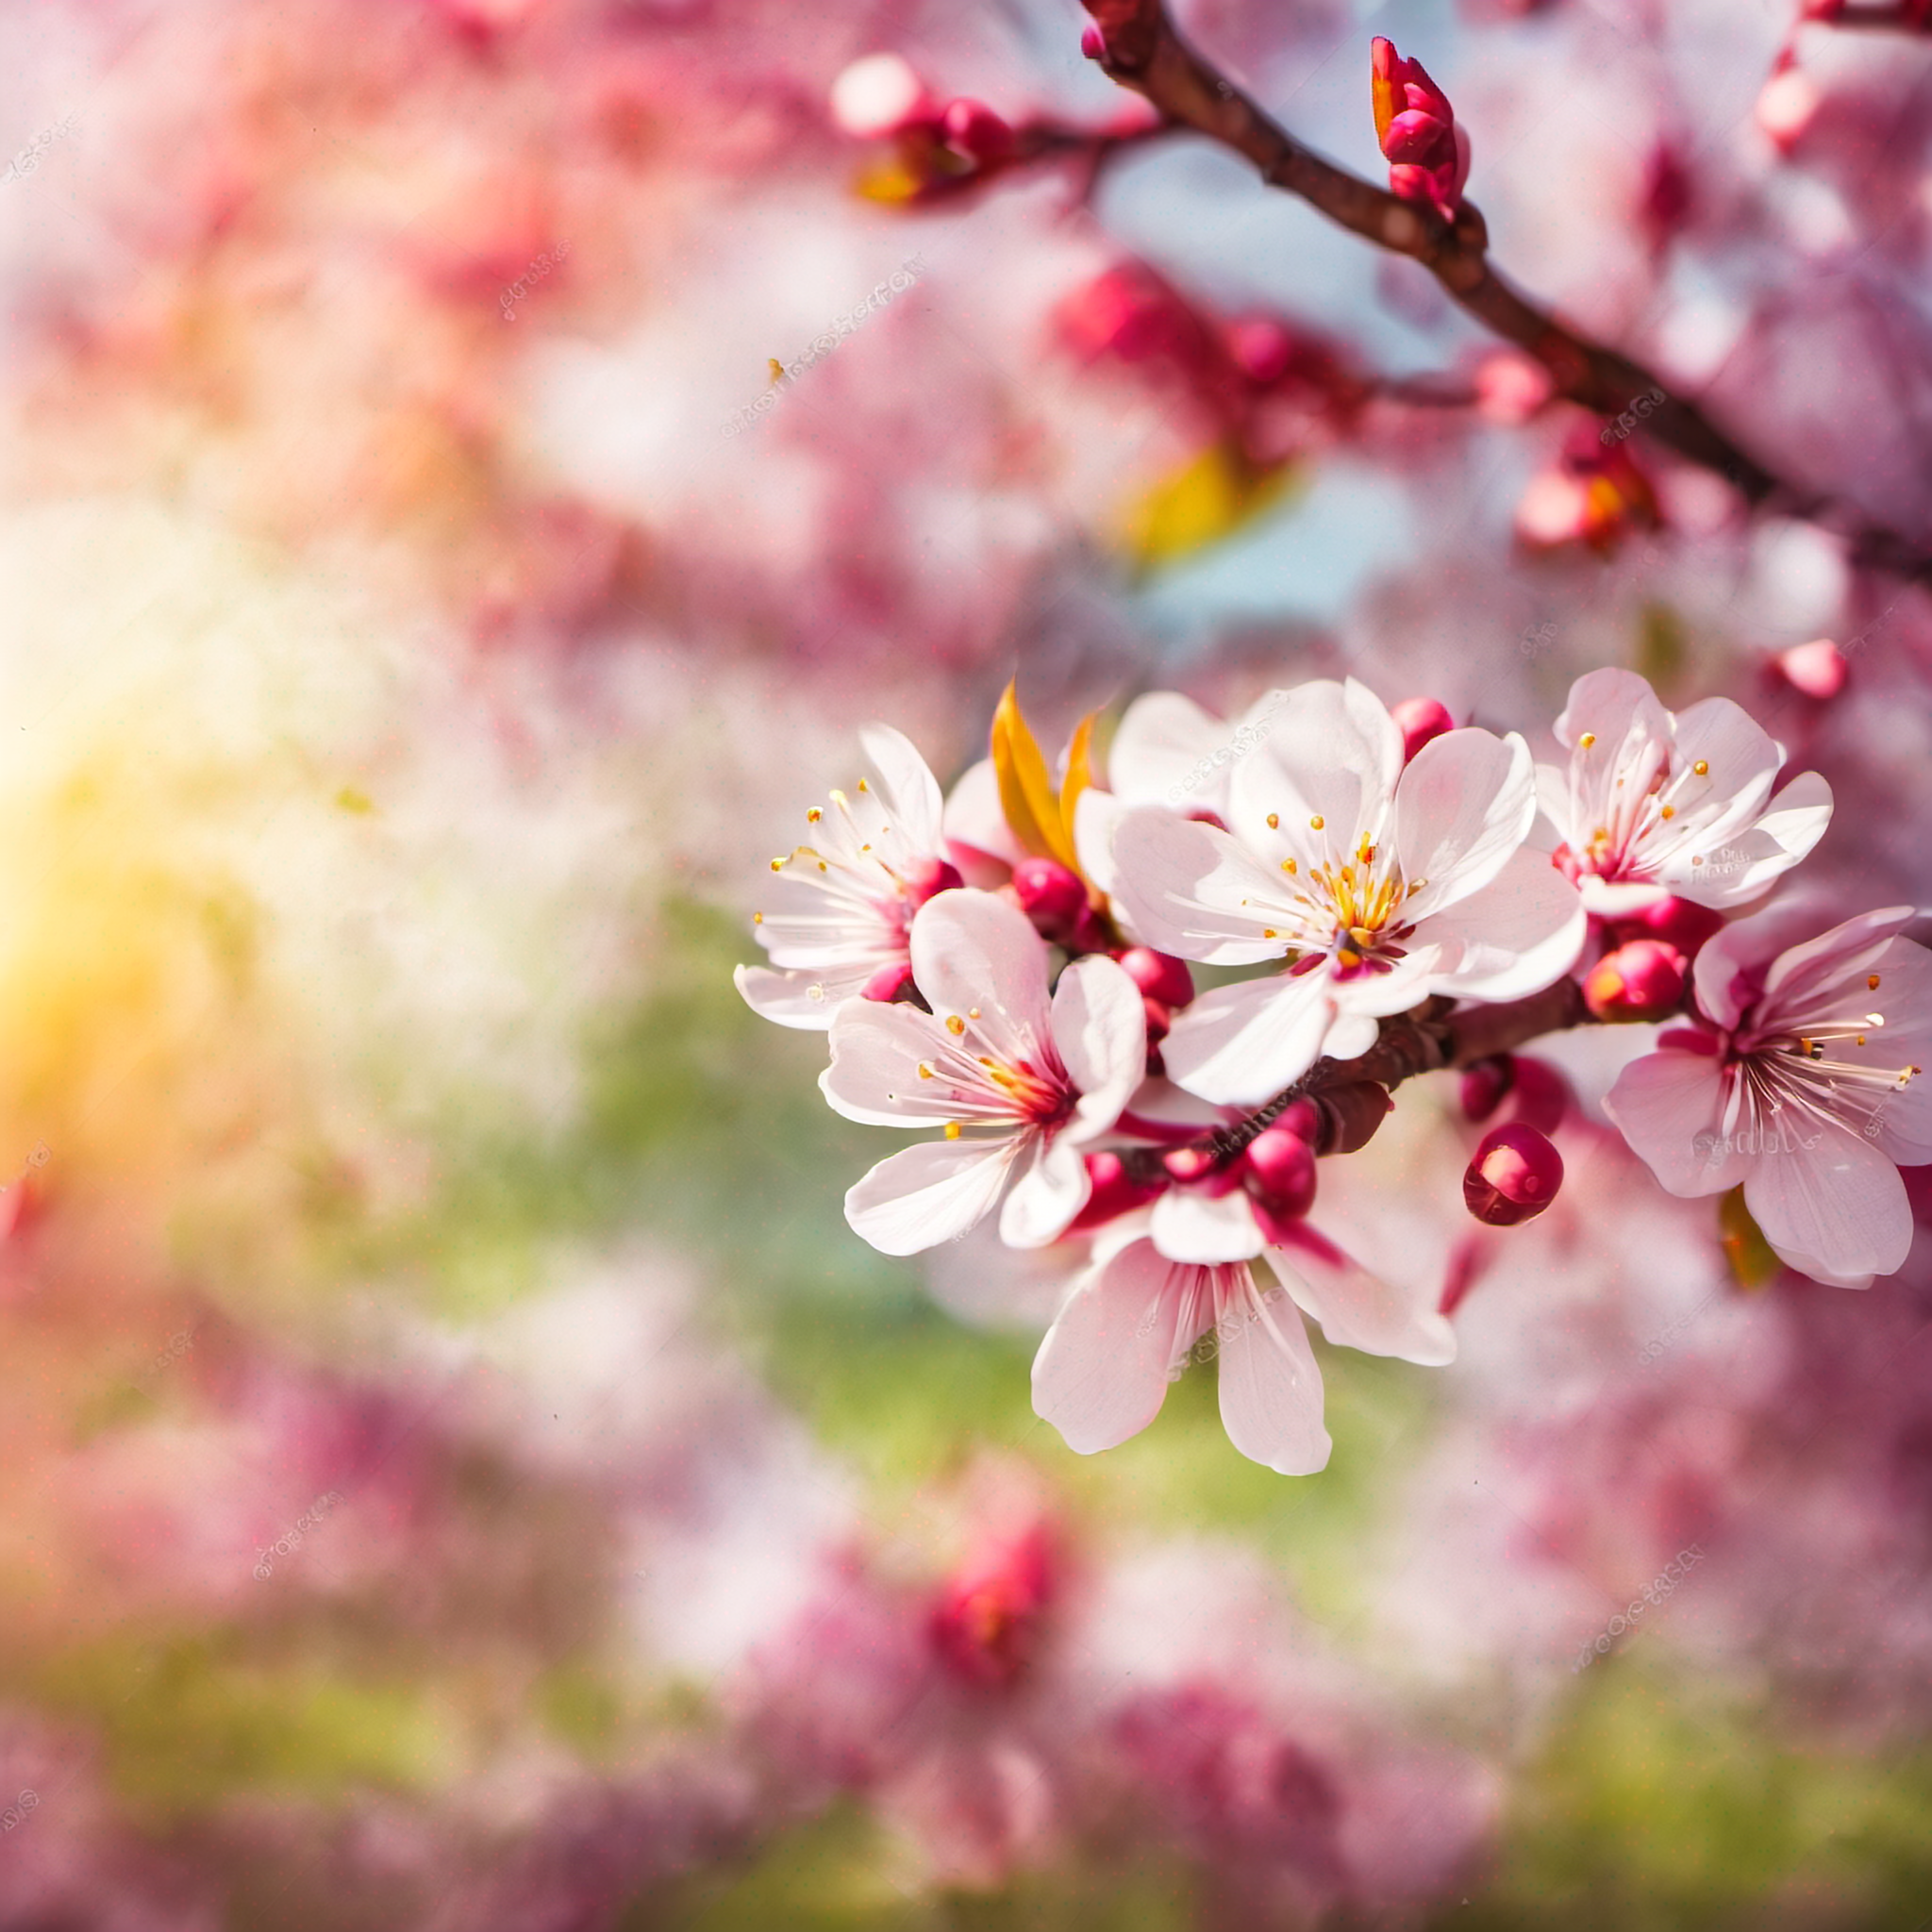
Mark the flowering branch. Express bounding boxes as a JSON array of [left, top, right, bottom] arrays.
[[1075, 0, 1932, 585]]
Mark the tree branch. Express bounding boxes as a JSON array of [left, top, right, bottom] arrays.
[[1076, 0, 1932, 585]]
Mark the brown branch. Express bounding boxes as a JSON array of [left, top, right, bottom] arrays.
[[1121, 979, 1592, 1181], [1811, 3, 1932, 29], [1076, 0, 1932, 585]]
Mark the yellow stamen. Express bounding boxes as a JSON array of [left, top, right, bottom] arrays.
[[1870, 974, 1882, 991], [817, 860, 827, 872], [946, 1015, 965, 1036], [1692, 759, 1708, 776], [1281, 858, 1297, 874], [944, 1122, 960, 1139], [1263, 928, 1278, 939], [1309, 814, 1324, 831], [807, 807, 823, 823], [753, 912, 763, 924], [1659, 805, 1675, 820], [1857, 1036, 1867, 1047], [771, 858, 785, 871], [917, 1061, 935, 1079], [857, 777, 869, 791], [1266, 812, 1279, 829], [968, 1007, 981, 1019], [1579, 732, 1597, 748]]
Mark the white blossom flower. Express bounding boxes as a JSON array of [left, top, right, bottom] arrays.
[[821, 891, 1146, 1254], [1108, 678, 1584, 1106], [1539, 668, 1832, 915], [735, 725, 960, 1027], [1603, 903, 1931, 1289]]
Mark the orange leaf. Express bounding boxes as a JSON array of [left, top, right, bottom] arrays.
[[991, 682, 1080, 873], [1059, 710, 1099, 877], [1718, 1186, 1781, 1291]]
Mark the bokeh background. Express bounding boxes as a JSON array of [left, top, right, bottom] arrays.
[[3, 0, 1932, 1924]]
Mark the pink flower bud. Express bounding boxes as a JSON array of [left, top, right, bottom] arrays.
[[1475, 353, 1554, 425], [830, 53, 933, 139], [1070, 1151, 1164, 1231], [1463, 1124, 1563, 1227], [1115, 947, 1195, 1008], [1242, 1127, 1317, 1226], [1067, 905, 1114, 956], [1459, 1055, 1514, 1124], [1371, 38, 1469, 221], [941, 98, 1014, 163], [1757, 60, 1821, 155], [1390, 696, 1455, 762], [1226, 318, 1294, 385], [1012, 857, 1089, 936], [901, 855, 964, 905], [1502, 1056, 1570, 1136], [1583, 940, 1688, 1023], [860, 960, 918, 1004], [929, 1524, 1053, 1687], [1777, 638, 1847, 699], [1609, 895, 1725, 958], [1080, 24, 1105, 59]]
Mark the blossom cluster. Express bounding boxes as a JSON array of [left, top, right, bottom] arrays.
[[738, 671, 1927, 1471]]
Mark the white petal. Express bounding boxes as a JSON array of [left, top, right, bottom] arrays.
[[1411, 848, 1586, 1001], [1602, 1048, 1733, 1197], [1743, 1124, 1912, 1288], [820, 999, 958, 1126], [1690, 900, 1834, 1028], [909, 889, 1053, 1059], [1160, 972, 1336, 1107], [1108, 811, 1296, 966], [1073, 787, 1127, 899], [1237, 678, 1401, 853], [1270, 1225, 1456, 1365], [734, 961, 874, 1030], [858, 724, 946, 857], [1672, 771, 1834, 908], [1151, 1187, 1263, 1263], [845, 1136, 1022, 1256], [1392, 728, 1536, 912], [942, 758, 1024, 867], [1108, 690, 1232, 808], [1000, 1137, 1091, 1248], [1761, 905, 1916, 1016], [1032, 1240, 1194, 1453], [1664, 696, 1781, 831], [1052, 953, 1149, 1141], [1214, 1279, 1331, 1475], [1321, 1007, 1384, 1061]]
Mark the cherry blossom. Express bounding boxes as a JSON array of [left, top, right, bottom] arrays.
[[821, 891, 1146, 1253], [1108, 679, 1585, 1106], [1604, 904, 1931, 1288], [1539, 669, 1833, 916], [734, 725, 961, 1028]]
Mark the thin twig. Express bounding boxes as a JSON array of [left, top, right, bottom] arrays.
[[1074, 0, 1932, 585]]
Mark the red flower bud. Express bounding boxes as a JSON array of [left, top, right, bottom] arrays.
[[1371, 38, 1470, 221], [1459, 1055, 1514, 1124], [1141, 997, 1172, 1049], [1502, 1056, 1570, 1137], [1012, 857, 1089, 928], [1226, 317, 1294, 385], [1080, 24, 1105, 58], [941, 98, 1014, 163], [1071, 1150, 1165, 1231], [1242, 1127, 1317, 1226], [1609, 896, 1725, 959], [1390, 696, 1455, 763], [860, 960, 918, 1004], [1273, 1097, 1323, 1145], [1115, 947, 1195, 1008], [1583, 940, 1688, 1023], [1463, 1123, 1563, 1227], [901, 855, 964, 905]]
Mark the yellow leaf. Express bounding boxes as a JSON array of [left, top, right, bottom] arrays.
[[1059, 711, 1099, 869], [1123, 442, 1293, 571], [1718, 1186, 1781, 1291], [991, 682, 1080, 874]]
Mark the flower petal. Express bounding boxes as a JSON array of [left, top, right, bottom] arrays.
[[1603, 1048, 1733, 1197], [1269, 1224, 1456, 1365], [1073, 786, 1127, 899], [859, 724, 945, 857], [1411, 847, 1585, 1001], [1052, 953, 1151, 1142], [909, 889, 1053, 1060], [1743, 1123, 1913, 1289], [735, 960, 875, 1031], [1160, 972, 1336, 1107], [1214, 1278, 1331, 1475], [1108, 810, 1296, 966], [820, 999, 958, 1125], [942, 758, 1024, 868], [845, 1135, 1022, 1255], [1032, 1239, 1195, 1453], [1000, 1137, 1091, 1248], [1108, 690, 1232, 808], [1151, 1186, 1264, 1263], [1393, 727, 1536, 913], [1235, 677, 1402, 854]]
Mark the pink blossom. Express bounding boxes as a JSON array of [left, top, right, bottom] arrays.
[[822, 891, 1146, 1252], [735, 725, 961, 1028], [1604, 904, 1932, 1287], [1108, 678, 1584, 1106], [1541, 668, 1833, 915]]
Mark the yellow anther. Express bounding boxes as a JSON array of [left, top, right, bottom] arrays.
[[817, 860, 828, 872], [1870, 974, 1882, 991], [1659, 805, 1675, 820], [945, 1122, 961, 1139], [1692, 759, 1709, 776], [857, 777, 869, 791], [807, 807, 823, 823], [771, 858, 785, 871], [1281, 858, 1297, 874], [1408, 876, 1428, 893], [1579, 732, 1597, 748], [753, 912, 763, 924], [1263, 928, 1278, 940], [1359, 841, 1375, 864], [1309, 814, 1325, 831], [1266, 812, 1279, 829], [946, 1014, 966, 1036], [918, 1061, 935, 1078], [1691, 856, 1704, 866], [1337, 948, 1361, 969], [968, 1007, 981, 1019], [1857, 1036, 1867, 1047]]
